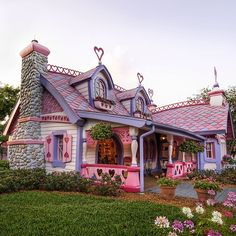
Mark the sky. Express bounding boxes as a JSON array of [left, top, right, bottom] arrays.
[[0, 0, 236, 106]]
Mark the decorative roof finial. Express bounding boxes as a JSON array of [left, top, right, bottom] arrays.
[[213, 66, 219, 88], [148, 88, 154, 102], [94, 46, 104, 65], [137, 72, 144, 86]]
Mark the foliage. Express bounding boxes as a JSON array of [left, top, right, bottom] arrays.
[[0, 160, 9, 170], [90, 122, 113, 140], [0, 83, 20, 121], [217, 168, 236, 185], [157, 177, 179, 187], [194, 179, 222, 191], [222, 155, 236, 164], [187, 169, 217, 181], [94, 173, 123, 196], [0, 168, 46, 193], [42, 171, 93, 193], [179, 140, 204, 154]]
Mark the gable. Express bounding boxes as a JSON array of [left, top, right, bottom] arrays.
[[42, 89, 63, 114]]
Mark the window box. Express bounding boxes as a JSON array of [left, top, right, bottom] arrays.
[[133, 110, 152, 120], [94, 97, 115, 111]]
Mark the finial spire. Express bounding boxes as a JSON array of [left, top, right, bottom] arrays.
[[94, 46, 104, 65], [213, 66, 219, 88], [148, 88, 154, 102]]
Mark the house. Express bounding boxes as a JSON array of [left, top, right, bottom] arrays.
[[3, 40, 235, 192]]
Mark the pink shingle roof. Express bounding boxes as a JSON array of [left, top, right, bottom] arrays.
[[152, 104, 229, 133], [116, 88, 138, 101]]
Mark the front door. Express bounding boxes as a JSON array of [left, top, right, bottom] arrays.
[[97, 139, 117, 164]]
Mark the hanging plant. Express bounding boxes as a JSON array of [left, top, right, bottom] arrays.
[[179, 140, 204, 154], [90, 122, 113, 140]]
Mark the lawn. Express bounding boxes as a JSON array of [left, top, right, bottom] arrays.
[[0, 191, 185, 236]]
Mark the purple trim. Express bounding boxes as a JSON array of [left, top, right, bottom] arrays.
[[195, 130, 226, 136], [139, 125, 155, 192], [78, 111, 146, 128], [52, 130, 67, 135], [76, 126, 83, 171], [134, 86, 151, 105], [88, 80, 94, 107], [40, 75, 82, 124]]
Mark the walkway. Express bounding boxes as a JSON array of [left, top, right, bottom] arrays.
[[146, 182, 236, 202]]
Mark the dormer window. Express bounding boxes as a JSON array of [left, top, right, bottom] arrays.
[[136, 97, 144, 112], [95, 79, 106, 98]]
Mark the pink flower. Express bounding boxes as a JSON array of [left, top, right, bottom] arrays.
[[207, 229, 222, 236], [230, 225, 236, 232], [208, 189, 216, 196], [223, 210, 233, 218], [206, 199, 216, 206], [223, 200, 233, 208]]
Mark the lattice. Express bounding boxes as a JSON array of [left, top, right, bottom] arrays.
[[47, 64, 82, 76], [114, 84, 126, 92], [152, 99, 209, 113]]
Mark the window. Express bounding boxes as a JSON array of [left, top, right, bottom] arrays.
[[45, 133, 73, 167], [136, 97, 144, 112], [206, 142, 215, 159], [95, 79, 106, 98]]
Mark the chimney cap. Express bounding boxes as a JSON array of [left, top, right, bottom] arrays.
[[20, 40, 50, 58]]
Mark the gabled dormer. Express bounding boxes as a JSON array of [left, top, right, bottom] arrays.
[[70, 65, 116, 111], [116, 86, 152, 119]]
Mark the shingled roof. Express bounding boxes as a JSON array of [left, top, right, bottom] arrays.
[[152, 103, 230, 134]]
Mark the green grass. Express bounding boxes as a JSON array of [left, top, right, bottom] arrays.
[[0, 191, 184, 236]]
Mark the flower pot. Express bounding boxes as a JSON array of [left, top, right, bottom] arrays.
[[195, 189, 214, 202], [159, 186, 176, 199]]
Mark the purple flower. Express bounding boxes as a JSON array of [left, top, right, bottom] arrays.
[[230, 225, 236, 232], [208, 189, 216, 196], [223, 200, 234, 208], [207, 229, 222, 236], [172, 220, 184, 233], [227, 191, 236, 202], [183, 220, 194, 229]]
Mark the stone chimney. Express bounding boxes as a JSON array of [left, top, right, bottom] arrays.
[[8, 40, 50, 169], [208, 82, 226, 106]]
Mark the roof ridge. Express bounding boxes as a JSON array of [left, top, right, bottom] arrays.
[[152, 99, 209, 113], [47, 64, 83, 77]]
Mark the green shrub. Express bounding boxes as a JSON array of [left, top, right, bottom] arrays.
[[157, 177, 179, 187], [217, 168, 236, 185], [187, 169, 217, 180], [0, 160, 9, 170], [90, 122, 113, 140], [94, 173, 122, 196], [194, 179, 221, 191]]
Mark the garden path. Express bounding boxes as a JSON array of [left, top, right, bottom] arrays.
[[146, 183, 236, 202]]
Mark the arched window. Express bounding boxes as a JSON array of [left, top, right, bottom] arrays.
[[136, 97, 144, 112], [95, 79, 106, 98]]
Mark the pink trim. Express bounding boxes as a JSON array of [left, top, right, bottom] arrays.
[[152, 99, 208, 113], [7, 140, 44, 145], [18, 117, 41, 123], [166, 161, 196, 178], [20, 41, 50, 58], [208, 90, 225, 96], [121, 185, 140, 193], [47, 64, 82, 76], [41, 115, 70, 123]]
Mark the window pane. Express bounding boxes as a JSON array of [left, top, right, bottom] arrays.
[[58, 136, 63, 161], [96, 80, 106, 98]]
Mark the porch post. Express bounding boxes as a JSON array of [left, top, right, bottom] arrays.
[[167, 134, 173, 164], [82, 130, 87, 164], [129, 127, 139, 166]]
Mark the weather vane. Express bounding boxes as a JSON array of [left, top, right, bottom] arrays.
[[148, 88, 154, 102], [94, 46, 104, 65], [137, 72, 144, 86]]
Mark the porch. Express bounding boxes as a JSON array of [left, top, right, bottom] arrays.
[[80, 161, 197, 192]]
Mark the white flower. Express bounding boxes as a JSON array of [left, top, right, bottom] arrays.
[[212, 211, 222, 218], [168, 232, 178, 236], [195, 205, 205, 214], [211, 216, 223, 225], [154, 216, 170, 228], [187, 213, 194, 219]]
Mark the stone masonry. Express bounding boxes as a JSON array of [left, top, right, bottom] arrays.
[[8, 41, 50, 169]]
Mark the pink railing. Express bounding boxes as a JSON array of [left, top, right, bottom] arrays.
[[166, 161, 196, 179], [81, 164, 140, 192]]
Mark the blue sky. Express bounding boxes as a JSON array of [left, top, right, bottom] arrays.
[[1, 0, 235, 105]]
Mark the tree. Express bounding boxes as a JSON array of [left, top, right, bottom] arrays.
[[0, 83, 20, 159]]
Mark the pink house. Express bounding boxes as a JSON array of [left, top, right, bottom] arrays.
[[4, 41, 235, 192]]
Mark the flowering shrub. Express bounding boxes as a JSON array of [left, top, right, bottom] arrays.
[[222, 154, 236, 164], [194, 178, 222, 191], [157, 177, 179, 187], [182, 207, 193, 218], [154, 216, 170, 228], [195, 205, 205, 214]]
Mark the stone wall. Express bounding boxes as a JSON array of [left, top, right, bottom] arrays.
[[9, 45, 49, 169]]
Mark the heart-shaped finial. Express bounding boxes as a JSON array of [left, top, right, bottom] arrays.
[[94, 46, 104, 64], [148, 88, 154, 100], [137, 72, 144, 85]]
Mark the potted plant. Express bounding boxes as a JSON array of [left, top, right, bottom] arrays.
[[90, 122, 113, 141], [194, 178, 222, 202], [157, 177, 179, 199]]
